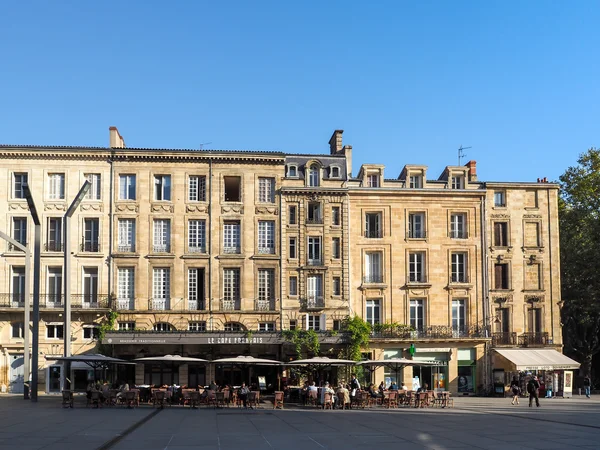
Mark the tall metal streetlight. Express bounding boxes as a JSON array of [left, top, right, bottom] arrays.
[[63, 181, 91, 361], [0, 232, 30, 399], [22, 185, 40, 402]]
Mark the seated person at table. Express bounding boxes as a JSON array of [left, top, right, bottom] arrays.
[[116, 381, 130, 400], [209, 380, 218, 391], [368, 383, 379, 398], [321, 382, 335, 404], [417, 383, 429, 393], [378, 381, 385, 395], [401, 383, 408, 391], [388, 381, 398, 391], [336, 383, 350, 406], [238, 383, 250, 408]]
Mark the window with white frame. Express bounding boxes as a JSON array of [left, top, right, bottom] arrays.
[[308, 164, 320, 187], [258, 221, 275, 254], [119, 174, 136, 200], [451, 175, 465, 189], [331, 206, 341, 226], [366, 299, 381, 325], [364, 252, 382, 283], [223, 221, 241, 253], [47, 267, 62, 305], [451, 252, 468, 283], [83, 218, 100, 252], [288, 237, 297, 259], [83, 325, 100, 340], [452, 299, 466, 334], [47, 217, 62, 252], [410, 299, 425, 331], [82, 268, 98, 306], [257, 269, 274, 309], [154, 175, 171, 201], [258, 322, 275, 332], [288, 205, 297, 225], [289, 276, 298, 296], [409, 252, 425, 283], [117, 218, 135, 252], [306, 275, 323, 307], [224, 322, 243, 332], [223, 268, 240, 307], [332, 276, 341, 296], [367, 174, 379, 187], [153, 322, 173, 332], [118, 321, 135, 331], [188, 219, 206, 253], [188, 175, 206, 202], [332, 237, 341, 259], [13, 173, 27, 199], [409, 174, 422, 189], [11, 267, 25, 304], [287, 165, 297, 177], [330, 166, 340, 178], [188, 321, 206, 332], [450, 213, 467, 239], [117, 267, 134, 310], [258, 177, 275, 203], [188, 268, 204, 310], [85, 173, 101, 200], [152, 268, 170, 310], [306, 314, 323, 331], [46, 323, 64, 339], [307, 236, 321, 264], [12, 217, 27, 247], [12, 322, 24, 339], [153, 219, 171, 253], [48, 173, 65, 200], [408, 213, 425, 238]]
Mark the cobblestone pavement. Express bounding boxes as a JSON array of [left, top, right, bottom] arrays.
[[1, 394, 599, 449]]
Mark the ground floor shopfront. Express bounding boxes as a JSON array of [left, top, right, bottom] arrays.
[[366, 340, 489, 396]]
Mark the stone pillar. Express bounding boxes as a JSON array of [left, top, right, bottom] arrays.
[[179, 364, 188, 386], [448, 348, 458, 395], [135, 363, 144, 385]]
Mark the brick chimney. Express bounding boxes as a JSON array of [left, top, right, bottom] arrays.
[[329, 130, 343, 155], [465, 160, 477, 181], [109, 126, 126, 148]]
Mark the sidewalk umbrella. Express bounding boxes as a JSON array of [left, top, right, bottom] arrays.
[[211, 356, 281, 388], [358, 358, 438, 386]]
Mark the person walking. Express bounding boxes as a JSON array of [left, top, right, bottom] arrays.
[[510, 376, 520, 405], [583, 376, 591, 398], [527, 376, 540, 407]]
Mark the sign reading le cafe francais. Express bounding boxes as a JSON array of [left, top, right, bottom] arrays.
[[103, 332, 346, 346]]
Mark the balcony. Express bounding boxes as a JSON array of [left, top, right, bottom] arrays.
[[258, 246, 275, 255], [45, 242, 63, 252], [492, 332, 517, 346], [81, 242, 100, 252], [306, 258, 323, 266], [408, 274, 428, 284], [363, 274, 384, 284], [364, 230, 382, 239], [370, 325, 490, 340], [306, 217, 323, 225], [303, 296, 325, 310], [451, 274, 469, 283], [117, 244, 135, 253], [188, 245, 206, 254], [148, 298, 170, 311], [0, 293, 25, 308], [407, 230, 427, 239], [71, 294, 110, 309], [153, 244, 170, 253], [187, 299, 207, 311], [255, 299, 275, 311], [220, 298, 240, 311], [518, 332, 549, 347], [222, 246, 241, 254], [114, 297, 135, 310], [7, 242, 27, 252], [40, 294, 64, 308], [449, 230, 469, 239]]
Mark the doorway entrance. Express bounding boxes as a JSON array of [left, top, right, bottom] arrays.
[[9, 355, 24, 393]]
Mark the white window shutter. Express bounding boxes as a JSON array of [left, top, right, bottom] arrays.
[[320, 314, 326, 331], [305, 313, 309, 330]]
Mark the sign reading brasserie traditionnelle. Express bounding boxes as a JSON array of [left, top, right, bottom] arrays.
[[103, 332, 346, 346]]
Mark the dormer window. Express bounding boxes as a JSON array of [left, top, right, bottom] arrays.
[[367, 174, 379, 187], [308, 165, 320, 187], [451, 175, 465, 189], [409, 175, 423, 189], [288, 165, 298, 178], [330, 166, 340, 178]]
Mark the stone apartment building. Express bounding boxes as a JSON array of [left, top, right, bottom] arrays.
[[0, 127, 565, 395]]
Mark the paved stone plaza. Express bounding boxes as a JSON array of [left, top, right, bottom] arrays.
[[1, 395, 600, 449]]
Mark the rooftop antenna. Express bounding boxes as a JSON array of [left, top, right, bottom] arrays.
[[199, 142, 212, 150], [458, 145, 472, 165]]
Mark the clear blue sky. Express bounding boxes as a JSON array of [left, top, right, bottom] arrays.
[[1, 1, 598, 182]]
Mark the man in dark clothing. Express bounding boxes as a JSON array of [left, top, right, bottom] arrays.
[[584, 376, 591, 398], [527, 376, 540, 407]]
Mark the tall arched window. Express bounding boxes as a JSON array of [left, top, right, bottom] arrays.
[[308, 165, 320, 187]]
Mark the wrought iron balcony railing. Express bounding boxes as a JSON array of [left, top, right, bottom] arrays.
[[187, 299, 207, 311], [518, 332, 549, 347], [45, 242, 63, 252], [220, 298, 240, 311], [451, 274, 469, 283], [307, 258, 323, 266], [114, 297, 135, 310], [363, 274, 384, 284], [370, 325, 490, 340], [0, 293, 26, 308], [306, 217, 323, 225], [492, 332, 517, 346], [81, 242, 100, 252], [188, 245, 206, 254], [303, 296, 325, 310], [255, 299, 275, 311], [364, 230, 382, 238], [258, 246, 275, 255], [408, 274, 428, 283], [7, 242, 27, 252], [407, 230, 427, 239], [222, 246, 241, 254], [117, 244, 135, 253], [71, 294, 110, 309], [152, 244, 170, 253], [148, 298, 170, 311], [449, 230, 469, 239]]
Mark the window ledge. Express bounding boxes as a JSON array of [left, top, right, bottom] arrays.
[[251, 254, 279, 260], [112, 253, 141, 258], [181, 254, 210, 259], [404, 281, 432, 288], [75, 253, 105, 258], [147, 254, 176, 259], [216, 254, 245, 259]]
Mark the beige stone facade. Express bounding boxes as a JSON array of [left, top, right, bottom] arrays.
[[0, 128, 561, 395]]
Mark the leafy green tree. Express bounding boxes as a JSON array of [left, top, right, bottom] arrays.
[[559, 148, 600, 377]]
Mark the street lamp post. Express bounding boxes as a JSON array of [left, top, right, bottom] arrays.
[[22, 185, 40, 402], [63, 181, 91, 362], [0, 232, 30, 399]]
